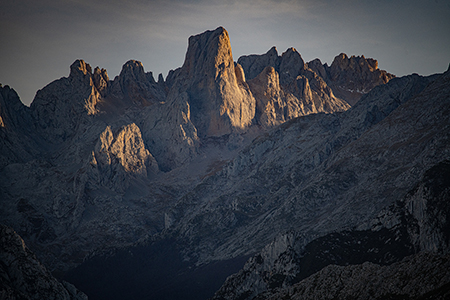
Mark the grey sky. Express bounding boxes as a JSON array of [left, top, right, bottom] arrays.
[[1, 0, 449, 106]]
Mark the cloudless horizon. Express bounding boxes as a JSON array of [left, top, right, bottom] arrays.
[[1, 0, 449, 106]]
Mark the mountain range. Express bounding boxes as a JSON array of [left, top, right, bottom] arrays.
[[1, 27, 449, 299]]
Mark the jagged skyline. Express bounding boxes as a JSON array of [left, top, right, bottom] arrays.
[[1, 23, 450, 299], [1, 0, 449, 106]]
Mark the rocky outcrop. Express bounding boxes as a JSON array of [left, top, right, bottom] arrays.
[[0, 224, 87, 300], [0, 85, 32, 132], [212, 156, 450, 300], [402, 159, 450, 253], [325, 53, 395, 105], [240, 47, 349, 127], [1, 27, 446, 300], [305, 58, 327, 79], [109, 60, 166, 106], [92, 66, 109, 96], [209, 70, 450, 300], [171, 27, 256, 137], [30, 59, 101, 142], [278, 48, 306, 85], [284, 67, 349, 114], [247, 66, 296, 127], [237, 47, 305, 84], [239, 48, 393, 108], [88, 123, 159, 192], [256, 252, 450, 300], [237, 46, 280, 82], [140, 99, 199, 171]]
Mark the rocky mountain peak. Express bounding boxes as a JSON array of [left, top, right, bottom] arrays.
[[89, 123, 158, 192], [327, 53, 395, 105], [247, 66, 284, 126], [0, 85, 36, 167], [119, 60, 150, 81], [238, 46, 349, 127], [93, 67, 109, 94], [172, 26, 256, 137], [109, 59, 165, 106], [279, 47, 305, 84], [2, 27, 448, 300], [27, 59, 105, 142], [306, 58, 328, 79], [182, 26, 232, 78], [267, 46, 278, 56], [0, 85, 29, 130], [237, 46, 281, 81], [330, 53, 378, 75], [69, 59, 93, 78]]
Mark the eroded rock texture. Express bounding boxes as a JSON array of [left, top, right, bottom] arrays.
[[0, 27, 448, 300], [0, 224, 87, 300]]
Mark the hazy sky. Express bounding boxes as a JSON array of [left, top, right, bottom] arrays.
[[1, 0, 449, 106]]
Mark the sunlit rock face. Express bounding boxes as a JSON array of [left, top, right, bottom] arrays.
[[1, 26, 449, 300], [29, 59, 102, 142], [242, 49, 395, 106], [247, 66, 287, 127], [172, 26, 256, 137], [325, 53, 396, 105], [239, 46, 349, 127], [88, 123, 158, 192], [238, 46, 305, 84], [247, 66, 309, 127], [210, 70, 450, 300]]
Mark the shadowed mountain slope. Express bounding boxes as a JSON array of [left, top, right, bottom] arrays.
[[0, 27, 449, 300]]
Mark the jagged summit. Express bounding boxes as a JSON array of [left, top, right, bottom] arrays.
[[69, 59, 93, 77], [114, 59, 164, 105], [237, 46, 281, 81], [1, 27, 448, 300], [171, 26, 256, 137], [327, 53, 395, 105], [238, 47, 394, 106], [182, 26, 231, 77]]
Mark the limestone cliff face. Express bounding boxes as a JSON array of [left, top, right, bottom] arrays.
[[89, 123, 158, 192], [247, 66, 302, 127], [325, 53, 395, 105], [237, 46, 305, 84], [30, 59, 101, 142], [172, 27, 256, 137], [239, 48, 394, 107], [92, 66, 109, 96], [1, 27, 443, 300], [240, 47, 349, 127], [278, 48, 305, 85], [140, 98, 199, 171], [109, 60, 166, 106], [0, 85, 31, 132], [237, 46, 280, 81], [287, 67, 349, 114]]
